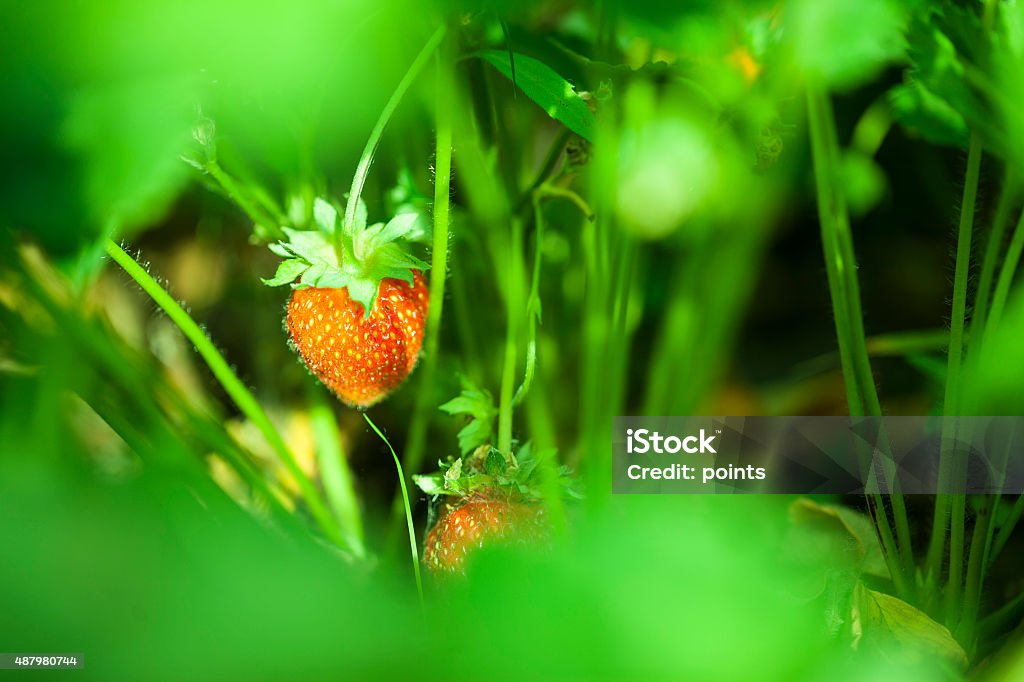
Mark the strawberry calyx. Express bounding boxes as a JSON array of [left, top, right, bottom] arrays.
[[262, 197, 429, 318], [413, 442, 582, 503]]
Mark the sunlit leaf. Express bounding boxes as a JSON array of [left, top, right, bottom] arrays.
[[480, 50, 597, 142]]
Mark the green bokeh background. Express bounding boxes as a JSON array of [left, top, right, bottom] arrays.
[[2, 0, 1024, 679]]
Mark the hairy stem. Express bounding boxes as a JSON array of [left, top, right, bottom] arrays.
[[806, 84, 912, 596], [104, 239, 343, 546], [392, 56, 454, 532], [931, 133, 982, 626], [344, 24, 447, 232], [205, 161, 285, 240]]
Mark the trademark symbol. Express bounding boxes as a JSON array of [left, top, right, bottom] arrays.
[[716, 429, 722, 434]]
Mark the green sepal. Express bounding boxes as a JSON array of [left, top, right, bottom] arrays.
[[342, 279, 378, 317], [420, 441, 580, 504], [262, 195, 428, 317], [313, 198, 340, 236], [261, 258, 310, 287], [413, 473, 448, 496], [278, 227, 339, 267], [484, 448, 507, 476]]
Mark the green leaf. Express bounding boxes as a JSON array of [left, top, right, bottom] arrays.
[[268, 242, 294, 259], [853, 584, 968, 669], [261, 259, 309, 287], [889, 80, 969, 147], [479, 50, 597, 142], [831, 506, 889, 581], [443, 457, 464, 492], [368, 244, 429, 280], [313, 198, 339, 235], [455, 421, 491, 458], [891, 3, 1009, 155], [374, 212, 427, 247], [304, 269, 351, 290], [279, 228, 338, 267], [785, 499, 868, 573], [412, 473, 447, 496], [440, 387, 498, 455], [439, 392, 491, 416], [781, 498, 889, 619], [484, 449, 507, 476]]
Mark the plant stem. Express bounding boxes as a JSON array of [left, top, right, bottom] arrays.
[[512, 194, 546, 406], [344, 24, 447, 232], [806, 88, 865, 415], [805, 84, 912, 595], [959, 494, 993, 648], [511, 184, 593, 407], [497, 217, 526, 456], [364, 413, 423, 607], [104, 239, 343, 546], [515, 127, 570, 211], [930, 132, 982, 625], [393, 55, 453, 529], [205, 160, 285, 240], [961, 421, 1016, 648], [978, 588, 1024, 642]]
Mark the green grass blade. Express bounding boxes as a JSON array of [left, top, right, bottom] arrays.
[[104, 239, 343, 547], [309, 390, 366, 559], [391, 53, 454, 537], [364, 413, 423, 606]]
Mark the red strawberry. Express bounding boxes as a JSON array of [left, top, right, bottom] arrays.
[[286, 271, 427, 407], [263, 198, 430, 407], [423, 494, 548, 575]]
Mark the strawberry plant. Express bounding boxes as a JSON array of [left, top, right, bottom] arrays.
[[3, 0, 1024, 680]]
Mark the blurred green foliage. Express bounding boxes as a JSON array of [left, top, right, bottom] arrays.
[[2, 0, 1024, 679]]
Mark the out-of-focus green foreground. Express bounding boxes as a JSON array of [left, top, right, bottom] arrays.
[[2, 0, 1024, 680]]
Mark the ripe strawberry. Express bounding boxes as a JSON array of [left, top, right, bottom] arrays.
[[286, 271, 427, 407], [423, 494, 547, 575], [415, 442, 572, 576], [263, 198, 430, 407]]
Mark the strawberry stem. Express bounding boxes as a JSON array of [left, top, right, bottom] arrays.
[[343, 24, 447, 237], [497, 217, 526, 456], [395, 52, 454, 521]]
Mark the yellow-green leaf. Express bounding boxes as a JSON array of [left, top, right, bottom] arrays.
[[480, 50, 597, 142], [854, 584, 968, 670]]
